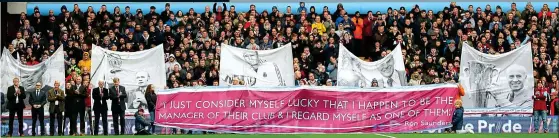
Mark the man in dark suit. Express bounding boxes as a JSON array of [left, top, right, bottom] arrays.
[[48, 81, 65, 136], [92, 80, 109, 135], [30, 82, 47, 136], [7, 77, 26, 137], [110, 78, 127, 135], [71, 76, 87, 136]]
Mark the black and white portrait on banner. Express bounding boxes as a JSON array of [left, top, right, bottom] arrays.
[[377, 54, 408, 87], [462, 60, 500, 108], [504, 64, 532, 107], [460, 42, 534, 112], [0, 47, 65, 113], [91, 45, 166, 114], [102, 52, 148, 110], [337, 51, 368, 87], [241, 50, 285, 86], [219, 44, 295, 86], [337, 44, 407, 88], [129, 71, 149, 109]]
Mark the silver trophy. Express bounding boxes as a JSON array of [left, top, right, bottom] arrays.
[[464, 61, 500, 107]]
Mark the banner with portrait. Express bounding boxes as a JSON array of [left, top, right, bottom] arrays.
[[91, 45, 165, 114], [459, 42, 534, 114], [219, 44, 295, 86], [337, 44, 407, 88], [0, 47, 65, 113]]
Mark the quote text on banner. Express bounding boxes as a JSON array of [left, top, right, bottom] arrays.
[[155, 85, 458, 133]]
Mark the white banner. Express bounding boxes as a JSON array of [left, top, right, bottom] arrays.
[[91, 45, 165, 113], [219, 44, 294, 86], [337, 44, 407, 88], [0, 51, 2, 116], [0, 47, 65, 112], [459, 42, 534, 113]]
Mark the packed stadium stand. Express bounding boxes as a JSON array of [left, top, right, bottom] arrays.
[[1, 1, 559, 136]]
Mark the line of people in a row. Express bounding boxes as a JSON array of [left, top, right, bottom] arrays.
[[5, 77, 157, 137]]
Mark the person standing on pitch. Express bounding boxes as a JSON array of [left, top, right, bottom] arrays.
[[110, 78, 127, 135], [71, 77, 87, 136], [29, 82, 47, 136], [145, 84, 157, 134], [7, 77, 26, 137], [549, 92, 558, 133], [85, 80, 93, 135], [92, 80, 109, 135], [48, 81, 65, 136], [533, 80, 549, 133], [64, 82, 75, 135]]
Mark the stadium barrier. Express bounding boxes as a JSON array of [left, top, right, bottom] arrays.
[[424, 116, 558, 134], [0, 116, 556, 136]]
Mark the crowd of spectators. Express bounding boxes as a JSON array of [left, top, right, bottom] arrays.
[[5, 2, 559, 105], [3, 2, 559, 135]]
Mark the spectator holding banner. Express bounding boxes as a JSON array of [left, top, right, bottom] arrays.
[[533, 80, 549, 133]]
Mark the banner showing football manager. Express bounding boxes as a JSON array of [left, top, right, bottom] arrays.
[[0, 47, 65, 113], [91, 45, 165, 113], [219, 44, 294, 86], [460, 42, 534, 113], [337, 44, 407, 88]]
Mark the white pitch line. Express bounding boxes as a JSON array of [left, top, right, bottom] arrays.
[[373, 133, 397, 138]]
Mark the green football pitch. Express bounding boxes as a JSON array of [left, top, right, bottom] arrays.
[[28, 133, 558, 138]]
